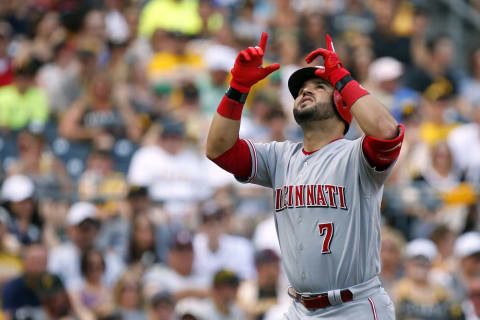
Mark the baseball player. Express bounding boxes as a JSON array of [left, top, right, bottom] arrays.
[[206, 32, 404, 319]]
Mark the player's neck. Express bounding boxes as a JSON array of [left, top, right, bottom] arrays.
[[301, 120, 343, 153]]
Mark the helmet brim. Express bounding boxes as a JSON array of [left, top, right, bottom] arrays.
[[288, 67, 328, 99]]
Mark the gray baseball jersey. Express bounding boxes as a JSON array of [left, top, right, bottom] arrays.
[[239, 138, 394, 293]]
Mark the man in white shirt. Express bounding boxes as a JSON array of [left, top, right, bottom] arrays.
[[127, 119, 211, 217], [143, 230, 209, 301], [47, 202, 124, 290], [193, 204, 255, 282]]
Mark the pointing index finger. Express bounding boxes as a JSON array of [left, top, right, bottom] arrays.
[[258, 32, 268, 52], [326, 34, 335, 52]]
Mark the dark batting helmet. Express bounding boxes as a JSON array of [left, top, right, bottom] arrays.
[[288, 66, 352, 134]]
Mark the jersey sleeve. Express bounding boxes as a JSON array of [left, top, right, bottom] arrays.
[[236, 140, 281, 188], [354, 127, 404, 190]]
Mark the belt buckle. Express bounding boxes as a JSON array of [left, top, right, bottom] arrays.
[[300, 292, 323, 302]]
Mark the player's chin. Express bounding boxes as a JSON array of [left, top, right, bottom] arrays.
[[293, 106, 316, 124]]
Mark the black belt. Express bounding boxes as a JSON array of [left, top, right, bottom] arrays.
[[288, 287, 353, 310]]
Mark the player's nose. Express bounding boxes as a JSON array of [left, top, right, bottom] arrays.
[[299, 86, 313, 97]]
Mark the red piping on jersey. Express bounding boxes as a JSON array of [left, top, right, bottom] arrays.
[[244, 139, 257, 182], [368, 298, 378, 320], [302, 138, 342, 155]]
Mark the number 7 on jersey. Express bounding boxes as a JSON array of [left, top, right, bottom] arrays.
[[318, 222, 334, 254]]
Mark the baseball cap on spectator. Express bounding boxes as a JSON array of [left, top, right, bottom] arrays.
[[200, 201, 225, 223], [213, 269, 240, 288], [33, 273, 66, 300], [175, 297, 206, 320], [422, 77, 457, 101], [127, 185, 148, 198], [160, 119, 185, 137], [454, 232, 480, 259], [405, 238, 438, 262], [204, 44, 236, 72], [170, 230, 194, 250], [255, 248, 280, 266], [66, 202, 98, 226], [1, 174, 35, 202], [150, 290, 174, 307], [368, 57, 403, 83]]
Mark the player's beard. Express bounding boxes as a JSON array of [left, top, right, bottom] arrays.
[[293, 99, 336, 125]]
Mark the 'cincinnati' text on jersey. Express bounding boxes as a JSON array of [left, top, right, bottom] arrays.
[[274, 184, 348, 212]]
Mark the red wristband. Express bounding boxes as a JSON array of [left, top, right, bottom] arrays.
[[217, 95, 245, 120], [340, 80, 369, 108]]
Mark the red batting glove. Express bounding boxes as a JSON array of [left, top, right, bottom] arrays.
[[305, 34, 350, 88], [230, 32, 280, 93], [305, 34, 369, 108]]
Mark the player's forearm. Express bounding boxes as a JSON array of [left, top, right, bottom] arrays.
[[206, 112, 241, 159], [350, 94, 398, 139]]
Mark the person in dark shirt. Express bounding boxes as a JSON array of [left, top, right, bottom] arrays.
[[1, 243, 47, 318]]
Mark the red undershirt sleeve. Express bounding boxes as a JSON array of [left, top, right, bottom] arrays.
[[362, 124, 405, 171], [208, 138, 252, 179]]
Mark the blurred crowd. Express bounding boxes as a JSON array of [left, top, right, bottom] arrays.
[[0, 0, 480, 319]]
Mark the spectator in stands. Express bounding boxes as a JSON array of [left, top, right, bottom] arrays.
[[147, 30, 203, 84], [71, 248, 115, 319], [36, 41, 79, 114], [451, 232, 480, 302], [197, 44, 236, 116], [0, 58, 49, 132], [1, 243, 48, 319], [138, 0, 203, 37], [78, 149, 128, 202], [392, 238, 462, 319], [143, 229, 209, 301], [128, 119, 211, 218], [0, 208, 21, 289], [238, 249, 287, 320], [369, 0, 412, 64], [379, 227, 406, 296], [1, 174, 42, 244], [35, 273, 75, 320], [30, 12, 65, 64], [193, 203, 255, 281], [123, 61, 155, 130], [462, 277, 480, 320], [126, 214, 161, 274], [8, 130, 74, 199], [59, 72, 141, 150], [197, 269, 245, 320], [364, 57, 404, 110], [404, 34, 460, 105], [461, 47, 480, 108], [447, 100, 480, 185], [47, 202, 124, 290], [148, 290, 175, 320], [113, 271, 147, 320], [430, 225, 457, 283], [417, 77, 461, 147], [410, 141, 474, 234]]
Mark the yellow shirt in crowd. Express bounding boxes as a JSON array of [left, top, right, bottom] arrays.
[[0, 85, 49, 130]]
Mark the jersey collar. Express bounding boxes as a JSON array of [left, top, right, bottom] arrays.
[[302, 138, 342, 155]]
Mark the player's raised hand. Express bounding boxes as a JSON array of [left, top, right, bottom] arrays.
[[230, 32, 280, 93], [305, 34, 350, 88]]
